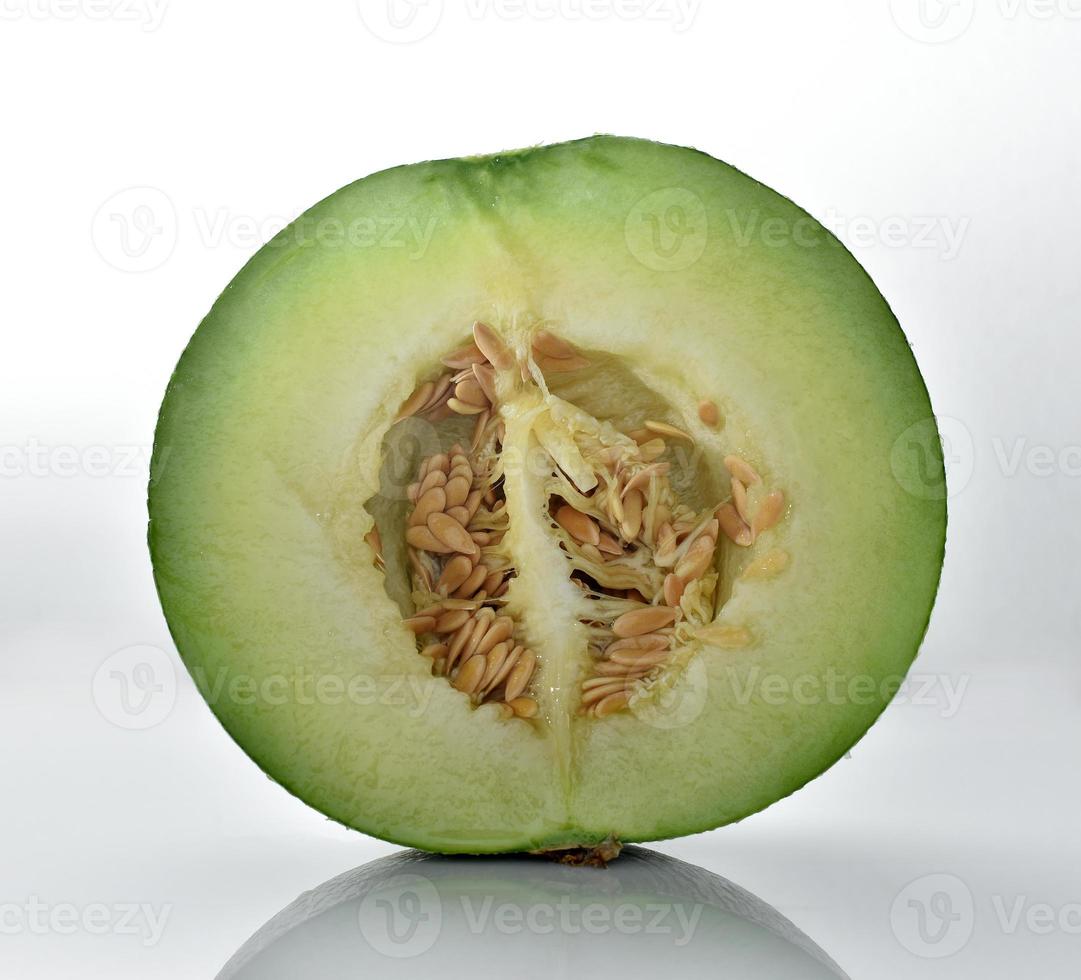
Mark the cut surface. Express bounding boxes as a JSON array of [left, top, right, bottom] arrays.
[[149, 136, 946, 852]]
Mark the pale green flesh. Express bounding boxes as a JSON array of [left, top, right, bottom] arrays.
[[149, 137, 945, 852]]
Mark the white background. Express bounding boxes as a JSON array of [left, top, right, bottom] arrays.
[[2, 1, 1079, 977]]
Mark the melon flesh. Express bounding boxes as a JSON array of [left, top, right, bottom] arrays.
[[149, 136, 945, 852]]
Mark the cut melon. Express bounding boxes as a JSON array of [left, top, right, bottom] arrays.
[[149, 136, 945, 854]]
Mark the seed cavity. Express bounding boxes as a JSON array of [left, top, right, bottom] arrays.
[[375, 323, 789, 722]]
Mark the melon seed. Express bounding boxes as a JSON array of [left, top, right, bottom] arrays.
[[555, 504, 600, 546], [410, 485, 446, 527], [508, 697, 539, 718], [428, 512, 478, 555], [504, 650, 537, 701], [473, 321, 516, 370], [406, 525, 453, 554], [698, 399, 720, 427], [453, 655, 486, 694], [752, 490, 786, 535], [532, 329, 579, 360], [674, 534, 716, 582], [594, 690, 631, 718], [612, 607, 678, 638]]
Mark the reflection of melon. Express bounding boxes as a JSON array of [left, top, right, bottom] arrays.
[[218, 847, 849, 979], [150, 137, 945, 854]]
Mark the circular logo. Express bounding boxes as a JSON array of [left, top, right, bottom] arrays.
[[630, 655, 708, 730], [890, 415, 973, 500], [889, 0, 975, 43], [356, 0, 443, 43], [625, 188, 709, 272], [891, 873, 974, 958], [358, 873, 441, 957], [91, 186, 177, 273], [92, 644, 178, 730]]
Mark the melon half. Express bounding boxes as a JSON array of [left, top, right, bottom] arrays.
[[149, 136, 946, 854]]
